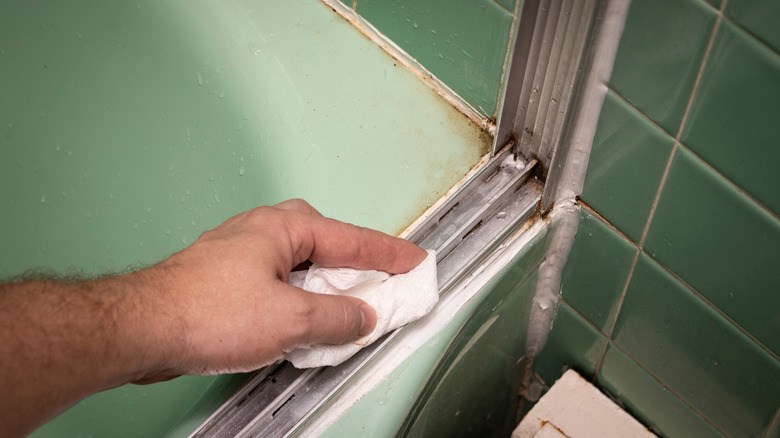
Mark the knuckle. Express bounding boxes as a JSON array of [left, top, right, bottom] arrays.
[[287, 295, 317, 346]]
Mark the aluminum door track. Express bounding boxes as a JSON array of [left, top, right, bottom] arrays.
[[189, 145, 543, 438]]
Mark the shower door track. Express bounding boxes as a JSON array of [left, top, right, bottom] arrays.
[[189, 0, 610, 434], [189, 144, 544, 438]]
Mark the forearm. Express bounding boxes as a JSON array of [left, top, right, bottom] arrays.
[[0, 270, 176, 437], [0, 200, 425, 436]]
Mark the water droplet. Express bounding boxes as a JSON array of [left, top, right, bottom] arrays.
[[109, 193, 114, 200], [146, 207, 152, 213], [7, 122, 13, 128], [132, 222, 139, 230], [55, 144, 61, 152], [218, 92, 225, 99], [40, 195, 46, 204], [86, 211, 93, 218], [214, 194, 221, 203], [38, 110, 45, 118], [76, 31, 83, 39], [412, 22, 419, 29], [181, 236, 188, 245], [496, 211, 507, 220], [209, 174, 215, 182], [196, 72, 205, 86], [67, 150, 73, 157], [238, 166, 245, 176]]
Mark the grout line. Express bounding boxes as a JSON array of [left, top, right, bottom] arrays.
[[585, 197, 780, 362], [645, 249, 780, 362], [698, 0, 720, 14], [579, 201, 637, 246], [675, 142, 780, 224], [558, 299, 606, 338], [592, 246, 641, 379], [612, 1, 779, 225], [764, 406, 780, 438], [637, 3, 724, 250], [637, 142, 677, 248], [491, 0, 515, 16], [675, 4, 723, 141], [724, 14, 780, 61], [607, 87, 676, 140], [610, 7, 780, 225], [607, 340, 731, 438]]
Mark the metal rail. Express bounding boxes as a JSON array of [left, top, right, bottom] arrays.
[[189, 146, 543, 438]]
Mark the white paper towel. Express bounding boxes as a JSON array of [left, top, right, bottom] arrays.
[[285, 250, 438, 368]]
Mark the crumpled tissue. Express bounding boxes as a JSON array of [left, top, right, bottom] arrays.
[[285, 250, 438, 368]]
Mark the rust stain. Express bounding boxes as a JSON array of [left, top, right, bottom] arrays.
[[319, 0, 498, 237], [321, 0, 494, 135]]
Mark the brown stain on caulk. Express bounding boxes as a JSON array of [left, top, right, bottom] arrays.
[[382, 44, 494, 236]]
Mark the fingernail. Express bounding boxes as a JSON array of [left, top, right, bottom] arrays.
[[358, 303, 377, 337]]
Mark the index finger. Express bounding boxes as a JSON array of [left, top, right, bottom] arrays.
[[287, 212, 427, 274]]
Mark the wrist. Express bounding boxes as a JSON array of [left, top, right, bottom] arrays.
[[102, 266, 188, 384]]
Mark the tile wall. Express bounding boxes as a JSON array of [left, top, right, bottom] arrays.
[[534, 0, 780, 437], [337, 0, 520, 120]]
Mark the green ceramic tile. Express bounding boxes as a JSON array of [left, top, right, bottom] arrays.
[[597, 344, 726, 438], [560, 207, 636, 331], [681, 19, 780, 217], [533, 303, 607, 385], [357, 0, 514, 118], [612, 253, 780, 438], [644, 147, 780, 356], [581, 91, 675, 242], [726, 0, 780, 54], [609, 0, 716, 134]]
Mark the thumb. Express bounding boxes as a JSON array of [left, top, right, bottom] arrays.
[[284, 286, 377, 347]]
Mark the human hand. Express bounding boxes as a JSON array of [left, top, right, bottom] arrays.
[[133, 199, 426, 382]]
